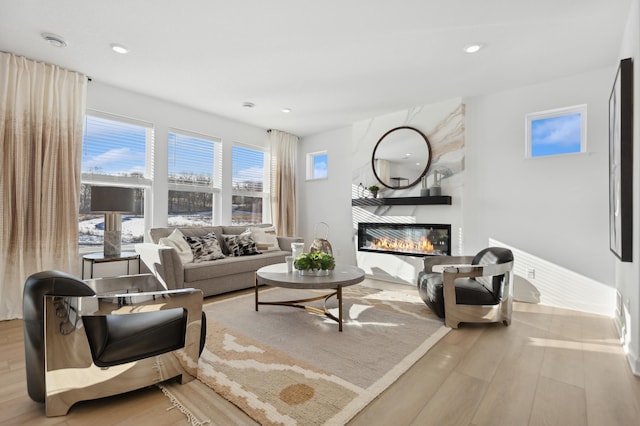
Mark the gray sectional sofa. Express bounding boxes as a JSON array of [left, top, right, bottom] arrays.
[[135, 225, 303, 298]]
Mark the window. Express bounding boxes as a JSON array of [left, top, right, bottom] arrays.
[[306, 150, 328, 180], [525, 105, 587, 158], [79, 112, 153, 249], [168, 130, 222, 227], [232, 144, 269, 225]]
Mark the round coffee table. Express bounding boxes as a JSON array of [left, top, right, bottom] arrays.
[[255, 263, 365, 331]]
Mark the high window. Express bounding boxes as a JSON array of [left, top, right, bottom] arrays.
[[231, 144, 269, 225], [167, 130, 222, 227], [306, 150, 328, 180], [79, 112, 153, 249], [525, 105, 587, 158]]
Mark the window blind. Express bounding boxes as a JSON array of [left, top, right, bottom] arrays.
[[232, 145, 266, 192], [82, 114, 151, 178], [168, 131, 220, 188]]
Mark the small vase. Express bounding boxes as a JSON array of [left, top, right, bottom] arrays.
[[372, 191, 378, 198]]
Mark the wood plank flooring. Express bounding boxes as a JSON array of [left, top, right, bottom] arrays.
[[1, 282, 639, 425]]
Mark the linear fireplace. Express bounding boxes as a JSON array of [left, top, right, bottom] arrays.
[[357, 222, 451, 257]]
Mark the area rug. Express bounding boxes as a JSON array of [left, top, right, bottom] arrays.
[[161, 284, 449, 425]]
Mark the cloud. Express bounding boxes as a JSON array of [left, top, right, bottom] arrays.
[[233, 165, 264, 182], [83, 147, 146, 175], [314, 159, 328, 177], [84, 147, 133, 168], [532, 113, 581, 147]]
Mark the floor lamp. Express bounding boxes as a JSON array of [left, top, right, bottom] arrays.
[[90, 186, 135, 258]]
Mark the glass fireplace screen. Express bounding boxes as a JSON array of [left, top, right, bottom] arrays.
[[357, 222, 451, 257]]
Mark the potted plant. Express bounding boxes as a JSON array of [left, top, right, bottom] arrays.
[[368, 185, 380, 198], [293, 251, 336, 276]]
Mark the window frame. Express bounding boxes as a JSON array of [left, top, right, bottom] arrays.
[[167, 128, 222, 227], [525, 104, 587, 159], [79, 110, 154, 253], [231, 142, 271, 225]]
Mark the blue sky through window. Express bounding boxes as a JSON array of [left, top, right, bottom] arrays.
[[82, 115, 146, 176], [531, 112, 582, 157], [82, 115, 147, 175], [232, 146, 264, 188], [313, 153, 328, 179], [168, 132, 215, 181]]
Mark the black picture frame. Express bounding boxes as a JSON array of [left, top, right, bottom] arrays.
[[609, 58, 633, 262]]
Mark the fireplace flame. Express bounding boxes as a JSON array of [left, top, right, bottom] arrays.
[[371, 236, 434, 253]]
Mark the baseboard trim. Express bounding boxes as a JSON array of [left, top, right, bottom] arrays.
[[614, 309, 639, 376], [627, 348, 640, 376]]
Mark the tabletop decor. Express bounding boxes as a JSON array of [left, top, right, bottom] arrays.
[[293, 251, 335, 275]]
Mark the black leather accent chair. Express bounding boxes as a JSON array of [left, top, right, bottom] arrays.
[[417, 247, 514, 328], [23, 270, 206, 416]]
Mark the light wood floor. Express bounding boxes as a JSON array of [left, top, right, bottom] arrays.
[[2, 283, 639, 425]]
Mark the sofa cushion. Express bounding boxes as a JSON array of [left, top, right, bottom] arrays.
[[223, 230, 261, 256], [249, 226, 281, 251], [158, 229, 193, 264], [185, 233, 225, 263], [183, 250, 287, 282]]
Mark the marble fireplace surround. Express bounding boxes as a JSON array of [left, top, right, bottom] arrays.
[[351, 98, 465, 285]]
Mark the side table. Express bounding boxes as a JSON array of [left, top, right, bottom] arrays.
[[81, 251, 141, 279]]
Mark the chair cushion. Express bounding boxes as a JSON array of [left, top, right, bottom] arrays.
[[417, 271, 499, 318], [83, 308, 187, 367]]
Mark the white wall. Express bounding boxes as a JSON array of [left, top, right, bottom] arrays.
[[464, 67, 615, 286], [299, 70, 617, 306], [615, 0, 640, 375], [297, 126, 356, 266], [86, 81, 268, 230]]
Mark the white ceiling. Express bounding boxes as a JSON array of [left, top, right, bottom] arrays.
[[0, 0, 632, 137]]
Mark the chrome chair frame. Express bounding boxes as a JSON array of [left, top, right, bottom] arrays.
[[25, 272, 203, 416], [423, 255, 514, 329]]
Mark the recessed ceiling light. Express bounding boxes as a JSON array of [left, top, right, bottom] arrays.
[[463, 43, 484, 54], [110, 43, 129, 54], [41, 32, 67, 48], [281, 108, 292, 113], [242, 101, 256, 108]]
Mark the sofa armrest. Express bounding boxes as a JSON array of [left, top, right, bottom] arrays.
[[276, 236, 304, 252], [135, 243, 185, 290]]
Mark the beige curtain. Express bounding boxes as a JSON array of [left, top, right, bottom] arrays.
[[269, 129, 298, 237], [0, 52, 87, 320]]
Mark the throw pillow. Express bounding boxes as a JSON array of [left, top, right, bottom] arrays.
[[185, 232, 225, 263], [249, 226, 280, 252], [158, 229, 194, 264], [223, 230, 261, 257]]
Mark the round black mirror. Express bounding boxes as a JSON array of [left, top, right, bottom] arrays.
[[371, 126, 432, 190]]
